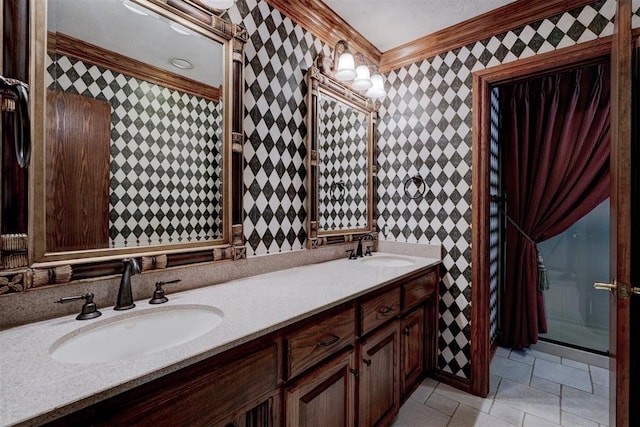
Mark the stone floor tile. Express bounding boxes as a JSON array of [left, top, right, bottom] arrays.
[[509, 349, 535, 365], [533, 358, 592, 392], [561, 410, 600, 427], [562, 385, 609, 425], [425, 392, 459, 416], [490, 401, 525, 426], [390, 398, 450, 427], [434, 383, 495, 413], [561, 358, 589, 371], [495, 346, 511, 358], [528, 349, 561, 364], [593, 382, 608, 399], [491, 355, 533, 385], [495, 378, 561, 424], [590, 365, 609, 386], [522, 413, 561, 426], [449, 404, 516, 427], [408, 377, 438, 404], [530, 375, 561, 395]]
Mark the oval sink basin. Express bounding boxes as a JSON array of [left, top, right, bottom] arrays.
[[50, 305, 223, 364], [360, 255, 416, 267]]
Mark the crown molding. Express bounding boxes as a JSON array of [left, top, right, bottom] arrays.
[[264, 0, 382, 65], [379, 0, 598, 72]]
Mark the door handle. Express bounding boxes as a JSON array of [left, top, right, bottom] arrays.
[[593, 282, 617, 292], [594, 280, 640, 299]]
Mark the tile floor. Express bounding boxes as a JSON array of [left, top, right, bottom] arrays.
[[391, 347, 609, 426]]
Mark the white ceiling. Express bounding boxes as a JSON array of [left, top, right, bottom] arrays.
[[322, 0, 518, 52]]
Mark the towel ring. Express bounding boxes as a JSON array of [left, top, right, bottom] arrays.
[[403, 175, 426, 200], [329, 181, 346, 203]]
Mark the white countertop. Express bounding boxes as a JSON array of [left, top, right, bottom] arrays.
[[0, 253, 440, 426]]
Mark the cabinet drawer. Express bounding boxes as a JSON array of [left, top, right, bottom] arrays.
[[360, 287, 401, 336], [402, 269, 438, 311], [286, 307, 356, 379]]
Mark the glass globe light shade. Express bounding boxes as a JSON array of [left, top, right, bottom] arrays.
[[366, 73, 385, 99], [351, 65, 372, 91], [335, 52, 356, 81]]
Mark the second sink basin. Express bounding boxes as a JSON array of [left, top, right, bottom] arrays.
[[50, 305, 223, 364], [360, 254, 416, 267]]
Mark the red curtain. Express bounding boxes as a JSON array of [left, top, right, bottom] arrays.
[[500, 64, 611, 349]]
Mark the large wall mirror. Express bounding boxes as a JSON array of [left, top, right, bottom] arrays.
[[306, 64, 377, 248], [20, 0, 247, 287]]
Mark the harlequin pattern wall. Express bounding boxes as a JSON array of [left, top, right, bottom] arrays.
[[47, 54, 224, 248], [224, 0, 639, 380], [318, 95, 369, 231], [377, 0, 635, 378]]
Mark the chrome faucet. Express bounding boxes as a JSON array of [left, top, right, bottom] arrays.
[[114, 258, 140, 310], [355, 233, 375, 257]]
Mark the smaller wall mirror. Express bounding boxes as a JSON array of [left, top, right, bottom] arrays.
[[306, 64, 377, 248]]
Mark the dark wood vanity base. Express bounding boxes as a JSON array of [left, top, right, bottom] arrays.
[[45, 264, 439, 427]]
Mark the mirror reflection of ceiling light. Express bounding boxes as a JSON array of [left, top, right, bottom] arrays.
[[200, 0, 235, 10], [169, 22, 191, 36], [122, 0, 149, 16], [169, 57, 194, 70]]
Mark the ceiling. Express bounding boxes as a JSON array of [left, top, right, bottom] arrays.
[[322, 0, 518, 52], [48, 0, 224, 87]]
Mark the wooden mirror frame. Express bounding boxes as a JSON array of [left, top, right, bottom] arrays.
[[0, 0, 248, 290], [306, 60, 378, 249]]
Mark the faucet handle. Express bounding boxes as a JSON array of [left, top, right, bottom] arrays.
[[56, 292, 102, 320], [149, 279, 181, 304], [364, 246, 373, 256], [346, 249, 358, 260]]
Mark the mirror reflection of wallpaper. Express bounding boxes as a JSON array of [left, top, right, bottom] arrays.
[[318, 94, 368, 231], [46, 53, 223, 247]]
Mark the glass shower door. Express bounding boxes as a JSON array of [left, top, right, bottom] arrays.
[[537, 199, 610, 353]]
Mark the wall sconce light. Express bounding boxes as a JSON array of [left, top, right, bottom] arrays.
[[329, 40, 385, 100]]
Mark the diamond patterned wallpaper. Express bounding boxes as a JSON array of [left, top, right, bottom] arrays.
[[47, 54, 223, 248], [377, 0, 622, 378], [318, 94, 369, 231], [221, 0, 640, 379], [226, 0, 331, 256]]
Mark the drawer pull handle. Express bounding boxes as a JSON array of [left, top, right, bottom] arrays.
[[363, 358, 372, 366], [379, 306, 394, 315], [317, 334, 340, 347]]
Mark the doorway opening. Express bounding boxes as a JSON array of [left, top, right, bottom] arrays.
[[470, 37, 612, 398]]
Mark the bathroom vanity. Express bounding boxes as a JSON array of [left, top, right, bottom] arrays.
[[0, 253, 440, 426]]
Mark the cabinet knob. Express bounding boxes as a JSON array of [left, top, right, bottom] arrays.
[[349, 368, 359, 378], [403, 327, 410, 336], [363, 358, 372, 366]]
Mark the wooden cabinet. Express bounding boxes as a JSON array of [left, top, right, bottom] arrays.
[[400, 306, 425, 396], [46, 340, 281, 427], [285, 350, 357, 427], [46, 264, 440, 427], [286, 306, 356, 379], [360, 287, 401, 336], [358, 321, 401, 427]]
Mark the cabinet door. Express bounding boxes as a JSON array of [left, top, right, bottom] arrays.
[[400, 306, 425, 397], [218, 394, 280, 427], [285, 350, 356, 427], [359, 321, 400, 427]]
